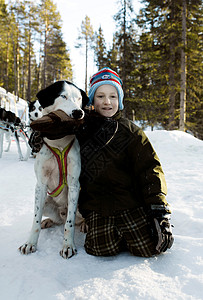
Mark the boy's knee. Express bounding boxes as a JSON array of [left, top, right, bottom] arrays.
[[128, 243, 158, 257]]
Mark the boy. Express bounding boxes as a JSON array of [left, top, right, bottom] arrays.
[[77, 68, 174, 257]]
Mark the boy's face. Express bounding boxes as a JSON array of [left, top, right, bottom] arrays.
[[94, 85, 119, 117]]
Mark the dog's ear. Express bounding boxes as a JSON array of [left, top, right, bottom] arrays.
[[28, 99, 37, 105], [36, 82, 64, 108], [36, 88, 50, 109], [80, 89, 89, 109], [36, 89, 46, 108]]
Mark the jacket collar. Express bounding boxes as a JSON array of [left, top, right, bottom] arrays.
[[112, 110, 122, 120]]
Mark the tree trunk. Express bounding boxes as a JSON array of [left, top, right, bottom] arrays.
[[168, 44, 176, 129], [16, 33, 20, 100], [27, 25, 31, 102], [168, 0, 176, 130], [179, 0, 187, 131], [85, 35, 88, 94], [123, 0, 126, 92], [38, 36, 43, 91], [43, 14, 48, 89], [122, 0, 127, 117], [13, 33, 17, 96], [5, 32, 9, 92]]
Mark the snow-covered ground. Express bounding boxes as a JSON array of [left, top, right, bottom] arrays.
[[0, 130, 203, 300]]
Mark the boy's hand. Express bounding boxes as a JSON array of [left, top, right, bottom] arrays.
[[153, 216, 174, 252], [149, 204, 174, 253], [29, 131, 43, 153]]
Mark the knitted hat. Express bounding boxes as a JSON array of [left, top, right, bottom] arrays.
[[88, 67, 124, 110]]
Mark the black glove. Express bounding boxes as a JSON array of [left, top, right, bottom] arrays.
[[150, 204, 174, 253], [29, 131, 44, 153]]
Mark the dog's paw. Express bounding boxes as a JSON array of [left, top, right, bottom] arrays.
[[59, 245, 77, 259], [19, 243, 37, 255]]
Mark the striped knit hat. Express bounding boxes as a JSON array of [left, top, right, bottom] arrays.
[[88, 67, 124, 110]]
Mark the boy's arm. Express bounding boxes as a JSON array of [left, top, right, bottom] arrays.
[[130, 128, 168, 208], [129, 127, 174, 252]]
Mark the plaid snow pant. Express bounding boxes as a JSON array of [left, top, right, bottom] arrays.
[[84, 207, 158, 257]]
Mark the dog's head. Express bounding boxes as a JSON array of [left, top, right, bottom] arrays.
[[28, 100, 43, 122], [36, 81, 89, 119]]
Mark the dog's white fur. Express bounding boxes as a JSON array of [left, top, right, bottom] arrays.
[[19, 82, 86, 259], [0, 122, 11, 158]]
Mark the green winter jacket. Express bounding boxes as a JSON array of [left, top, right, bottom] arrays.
[[78, 111, 168, 217]]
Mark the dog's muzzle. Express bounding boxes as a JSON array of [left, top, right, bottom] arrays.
[[72, 109, 84, 120]]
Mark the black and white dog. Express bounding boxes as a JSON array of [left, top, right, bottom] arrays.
[[27, 100, 43, 156], [28, 100, 43, 123], [19, 81, 88, 259], [0, 107, 30, 160]]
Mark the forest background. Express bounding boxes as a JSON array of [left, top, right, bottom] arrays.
[[0, 0, 202, 139]]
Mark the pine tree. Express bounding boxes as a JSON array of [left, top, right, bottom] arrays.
[[9, 0, 24, 99], [46, 30, 72, 83], [20, 0, 39, 101], [39, 0, 66, 88], [113, 0, 134, 106], [179, 0, 187, 131], [76, 15, 94, 93], [135, 0, 203, 136], [185, 1, 203, 138], [1, 0, 73, 102], [94, 26, 108, 69], [0, 0, 10, 90]]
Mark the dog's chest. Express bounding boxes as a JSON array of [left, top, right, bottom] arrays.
[[42, 155, 58, 178], [42, 155, 61, 187]]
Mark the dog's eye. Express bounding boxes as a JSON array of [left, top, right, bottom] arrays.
[[39, 106, 42, 111], [61, 95, 67, 99]]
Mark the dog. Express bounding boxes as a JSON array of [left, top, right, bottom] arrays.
[[0, 107, 30, 160], [28, 100, 43, 123], [19, 81, 88, 259], [27, 100, 43, 156]]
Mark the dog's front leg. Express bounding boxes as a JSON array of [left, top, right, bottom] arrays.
[[5, 131, 11, 152], [60, 184, 79, 259], [14, 130, 24, 161], [19, 183, 47, 255]]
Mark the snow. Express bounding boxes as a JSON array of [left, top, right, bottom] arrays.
[[0, 130, 203, 300]]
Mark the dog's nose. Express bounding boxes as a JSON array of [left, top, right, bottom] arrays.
[[72, 109, 83, 119]]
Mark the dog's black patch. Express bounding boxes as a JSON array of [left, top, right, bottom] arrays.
[[36, 81, 89, 109], [36, 81, 65, 108], [0, 107, 7, 120], [79, 88, 89, 109], [0, 107, 21, 124], [28, 101, 36, 113]]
